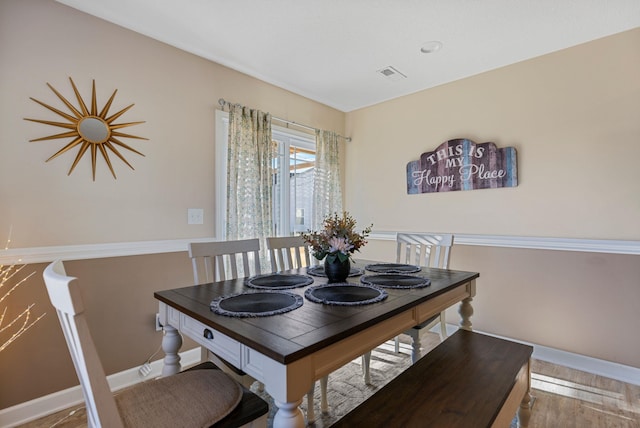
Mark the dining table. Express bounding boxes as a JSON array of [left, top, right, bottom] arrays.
[[154, 259, 479, 428]]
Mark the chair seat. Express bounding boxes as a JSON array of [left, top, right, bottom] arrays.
[[184, 362, 269, 427], [116, 365, 242, 428]]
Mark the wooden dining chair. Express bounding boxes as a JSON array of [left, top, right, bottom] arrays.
[[43, 260, 268, 428], [362, 232, 454, 381], [265, 235, 327, 422], [188, 239, 262, 388], [395, 232, 453, 344], [189, 238, 261, 284], [266, 235, 314, 271]]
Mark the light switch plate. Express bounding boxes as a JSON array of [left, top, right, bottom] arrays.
[[187, 208, 204, 224]]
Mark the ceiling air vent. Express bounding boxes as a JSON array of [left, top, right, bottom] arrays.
[[377, 66, 407, 82]]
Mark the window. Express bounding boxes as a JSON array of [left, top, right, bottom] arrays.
[[295, 208, 305, 226], [215, 110, 316, 238], [272, 129, 315, 236]]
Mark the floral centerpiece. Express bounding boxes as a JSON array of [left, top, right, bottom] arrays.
[[302, 212, 372, 281]]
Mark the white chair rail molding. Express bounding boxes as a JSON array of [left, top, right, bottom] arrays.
[[1, 233, 637, 265]]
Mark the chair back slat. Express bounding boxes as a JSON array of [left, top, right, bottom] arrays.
[[266, 236, 313, 272], [396, 233, 454, 269], [43, 261, 125, 428], [189, 239, 261, 283]]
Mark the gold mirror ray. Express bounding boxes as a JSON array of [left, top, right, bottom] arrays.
[[106, 103, 134, 124], [46, 82, 84, 119], [24, 77, 148, 180], [70, 77, 90, 117], [46, 136, 84, 162], [109, 137, 145, 157], [104, 142, 136, 169], [68, 142, 91, 176], [99, 90, 118, 118], [23, 118, 77, 129]]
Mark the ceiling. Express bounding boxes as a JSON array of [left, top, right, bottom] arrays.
[[57, 0, 640, 112]]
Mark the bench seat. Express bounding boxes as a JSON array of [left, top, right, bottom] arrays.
[[333, 329, 533, 428]]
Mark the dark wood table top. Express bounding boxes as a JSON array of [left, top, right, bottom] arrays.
[[154, 260, 479, 365]]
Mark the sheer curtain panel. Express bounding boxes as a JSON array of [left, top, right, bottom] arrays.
[[312, 130, 343, 229], [226, 104, 275, 249]]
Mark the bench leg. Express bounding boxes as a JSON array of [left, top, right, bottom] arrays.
[[517, 390, 532, 427]]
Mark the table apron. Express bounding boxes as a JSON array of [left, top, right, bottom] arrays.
[[415, 282, 472, 325]]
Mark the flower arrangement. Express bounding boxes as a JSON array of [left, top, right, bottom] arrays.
[[302, 212, 372, 264]]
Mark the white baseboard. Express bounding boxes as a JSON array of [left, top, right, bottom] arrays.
[[0, 348, 201, 428], [442, 324, 640, 386]]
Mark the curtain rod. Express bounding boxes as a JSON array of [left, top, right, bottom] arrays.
[[218, 98, 351, 142]]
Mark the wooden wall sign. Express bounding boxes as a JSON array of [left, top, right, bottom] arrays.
[[407, 138, 517, 194]]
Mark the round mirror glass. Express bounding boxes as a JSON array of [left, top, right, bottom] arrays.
[[78, 117, 110, 144]]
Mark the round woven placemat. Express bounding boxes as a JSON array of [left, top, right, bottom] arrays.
[[245, 273, 314, 290], [307, 265, 363, 277], [360, 274, 430, 289], [305, 283, 387, 306], [364, 263, 421, 273], [210, 291, 303, 317]]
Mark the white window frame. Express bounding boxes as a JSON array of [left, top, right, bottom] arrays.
[[215, 110, 315, 239]]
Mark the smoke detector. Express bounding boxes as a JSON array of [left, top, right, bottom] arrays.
[[420, 41, 443, 54], [377, 66, 407, 82]]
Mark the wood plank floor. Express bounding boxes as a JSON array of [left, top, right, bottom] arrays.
[[17, 339, 640, 427], [527, 359, 640, 427]]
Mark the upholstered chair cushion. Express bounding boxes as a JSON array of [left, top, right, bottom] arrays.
[[115, 369, 242, 428]]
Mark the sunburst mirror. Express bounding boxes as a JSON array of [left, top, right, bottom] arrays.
[[24, 77, 148, 180]]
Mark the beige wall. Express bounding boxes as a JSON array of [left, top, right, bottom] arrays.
[[344, 28, 640, 240], [358, 241, 640, 369], [345, 28, 640, 370], [0, 0, 343, 409], [0, 0, 344, 248]]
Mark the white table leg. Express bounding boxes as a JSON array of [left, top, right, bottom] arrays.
[[458, 296, 474, 331], [408, 328, 421, 363], [306, 383, 316, 424], [320, 375, 329, 414], [518, 389, 532, 427], [161, 325, 182, 376], [362, 352, 371, 384], [273, 399, 305, 428]]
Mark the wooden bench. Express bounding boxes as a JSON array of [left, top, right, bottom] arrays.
[[333, 329, 533, 428]]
